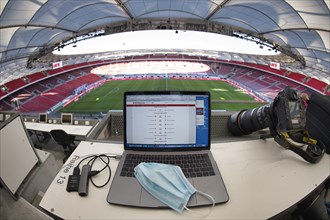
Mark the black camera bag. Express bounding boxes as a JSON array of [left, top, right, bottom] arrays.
[[306, 93, 330, 154]]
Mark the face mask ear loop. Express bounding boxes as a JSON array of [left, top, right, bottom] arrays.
[[184, 191, 215, 218]]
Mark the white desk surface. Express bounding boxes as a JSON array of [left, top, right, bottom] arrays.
[[40, 139, 330, 219], [24, 122, 93, 137]]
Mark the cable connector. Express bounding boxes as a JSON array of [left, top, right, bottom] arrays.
[[78, 164, 91, 196], [66, 166, 81, 192], [73, 166, 80, 175], [88, 170, 100, 177]]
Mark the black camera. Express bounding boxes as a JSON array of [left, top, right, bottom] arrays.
[[228, 86, 327, 163]]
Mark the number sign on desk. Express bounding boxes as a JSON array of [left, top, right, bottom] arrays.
[[0, 114, 40, 198]]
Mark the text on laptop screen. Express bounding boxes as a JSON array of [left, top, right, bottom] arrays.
[[125, 92, 210, 149]]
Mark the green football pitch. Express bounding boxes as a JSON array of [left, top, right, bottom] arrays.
[[62, 79, 265, 113]]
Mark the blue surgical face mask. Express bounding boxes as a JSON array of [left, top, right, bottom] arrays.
[[134, 162, 214, 214]]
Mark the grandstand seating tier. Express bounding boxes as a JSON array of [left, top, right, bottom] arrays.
[[26, 72, 45, 82], [1, 56, 328, 113], [14, 72, 102, 112]]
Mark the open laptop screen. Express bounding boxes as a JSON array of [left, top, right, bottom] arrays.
[[124, 91, 210, 150]]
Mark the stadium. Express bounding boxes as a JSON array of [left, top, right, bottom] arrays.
[[0, 1, 329, 220]]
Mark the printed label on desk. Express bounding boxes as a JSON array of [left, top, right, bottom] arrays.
[[56, 155, 80, 185]]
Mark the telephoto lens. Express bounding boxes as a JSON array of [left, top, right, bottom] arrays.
[[227, 105, 271, 136]]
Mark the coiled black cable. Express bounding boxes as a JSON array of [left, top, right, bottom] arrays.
[[74, 153, 119, 188]]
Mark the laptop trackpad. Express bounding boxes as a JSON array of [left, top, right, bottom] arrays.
[[139, 179, 198, 208], [140, 187, 166, 208]]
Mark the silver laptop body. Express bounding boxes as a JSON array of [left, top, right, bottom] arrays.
[[107, 91, 229, 208]]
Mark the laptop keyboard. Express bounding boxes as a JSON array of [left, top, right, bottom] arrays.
[[120, 153, 215, 178]]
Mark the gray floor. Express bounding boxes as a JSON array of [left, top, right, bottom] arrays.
[[31, 131, 78, 166]]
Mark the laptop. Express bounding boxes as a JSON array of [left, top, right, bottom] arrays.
[[107, 91, 229, 208]]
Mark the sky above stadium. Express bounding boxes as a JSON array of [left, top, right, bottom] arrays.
[[54, 30, 279, 56]]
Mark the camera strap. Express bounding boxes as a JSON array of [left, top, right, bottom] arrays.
[[275, 132, 325, 164]]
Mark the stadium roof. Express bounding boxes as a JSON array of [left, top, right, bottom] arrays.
[[0, 0, 329, 85]]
